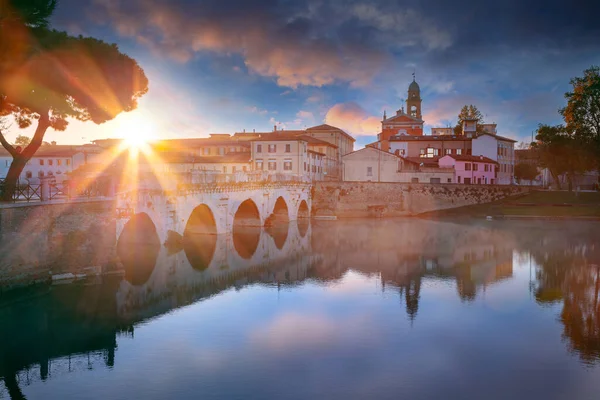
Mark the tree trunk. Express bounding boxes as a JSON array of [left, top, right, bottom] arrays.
[[0, 112, 49, 202], [550, 169, 561, 190], [1, 155, 27, 201], [567, 173, 573, 192]]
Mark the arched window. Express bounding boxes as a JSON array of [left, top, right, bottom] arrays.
[[25, 171, 33, 179], [397, 129, 407, 135], [38, 171, 45, 178]]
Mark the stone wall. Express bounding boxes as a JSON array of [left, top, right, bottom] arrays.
[[0, 200, 117, 288], [313, 182, 529, 218]]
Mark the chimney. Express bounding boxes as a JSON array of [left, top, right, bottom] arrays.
[[51, 141, 57, 146], [243, 129, 246, 133], [253, 129, 255, 133], [274, 125, 277, 132]]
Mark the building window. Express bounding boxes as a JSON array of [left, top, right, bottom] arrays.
[[57, 159, 62, 166], [268, 159, 276, 171], [39, 159, 44, 166], [219, 147, 225, 155], [49, 159, 53, 166], [243, 166, 247, 172], [223, 166, 227, 173], [464, 177, 471, 184], [203, 148, 210, 155], [66, 159, 70, 166], [456, 149, 462, 155], [466, 148, 472, 155], [473, 163, 478, 171], [25, 171, 32, 179], [312, 165, 316, 172], [420, 148, 425, 157], [458, 176, 461, 183], [484, 164, 488, 172], [256, 144, 262, 153], [38, 171, 44, 178], [465, 163, 472, 171], [445, 149, 452, 155], [304, 162, 307, 171], [424, 147, 439, 158], [268, 144, 276, 153], [230, 147, 236, 153], [367, 166, 373, 177], [255, 159, 263, 170], [411, 177, 419, 183], [447, 178, 452, 183], [283, 159, 292, 171], [319, 147, 324, 154], [232, 166, 237, 173], [285, 144, 291, 153]]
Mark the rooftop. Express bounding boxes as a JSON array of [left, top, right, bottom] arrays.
[[443, 154, 498, 164]]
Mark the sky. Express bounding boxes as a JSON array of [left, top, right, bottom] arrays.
[[7, 0, 600, 148]]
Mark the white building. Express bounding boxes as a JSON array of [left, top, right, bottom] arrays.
[[0, 144, 102, 184]]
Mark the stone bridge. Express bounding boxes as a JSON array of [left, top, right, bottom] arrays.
[[115, 182, 312, 244]]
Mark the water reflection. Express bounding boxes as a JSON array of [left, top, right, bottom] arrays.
[[2, 219, 600, 399], [183, 233, 217, 271]]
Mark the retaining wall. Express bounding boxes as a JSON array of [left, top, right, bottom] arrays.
[[313, 182, 529, 218], [0, 200, 117, 288]]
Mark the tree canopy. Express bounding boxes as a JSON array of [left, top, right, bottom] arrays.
[[454, 105, 486, 135], [534, 66, 600, 190], [0, 0, 148, 200], [0, 0, 57, 28], [514, 162, 538, 184], [560, 65, 600, 168], [14, 134, 30, 146]]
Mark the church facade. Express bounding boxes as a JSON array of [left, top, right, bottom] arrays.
[[378, 77, 424, 151], [369, 77, 516, 184]]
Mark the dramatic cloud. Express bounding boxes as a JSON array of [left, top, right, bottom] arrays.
[[90, 0, 394, 88], [45, 0, 600, 143], [325, 102, 381, 136]]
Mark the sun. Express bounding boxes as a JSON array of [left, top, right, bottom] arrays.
[[115, 112, 156, 150]]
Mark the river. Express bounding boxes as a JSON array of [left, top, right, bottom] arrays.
[[1, 218, 600, 399]]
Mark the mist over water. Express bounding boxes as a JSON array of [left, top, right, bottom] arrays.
[[1, 219, 600, 400]]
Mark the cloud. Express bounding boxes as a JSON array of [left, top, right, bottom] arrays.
[[325, 102, 381, 136], [246, 106, 269, 116], [296, 110, 314, 120], [91, 0, 391, 88]]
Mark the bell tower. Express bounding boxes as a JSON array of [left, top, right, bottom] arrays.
[[406, 73, 422, 120]]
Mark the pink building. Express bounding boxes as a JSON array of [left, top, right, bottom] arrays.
[[439, 155, 498, 185]]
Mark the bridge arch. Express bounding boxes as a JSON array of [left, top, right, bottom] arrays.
[[184, 204, 218, 234], [183, 204, 218, 271], [117, 212, 161, 286]]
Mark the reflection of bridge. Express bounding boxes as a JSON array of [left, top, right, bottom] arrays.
[[0, 221, 316, 399], [115, 182, 312, 243], [116, 221, 316, 321]]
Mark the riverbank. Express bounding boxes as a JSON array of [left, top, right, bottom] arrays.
[[420, 190, 600, 219]]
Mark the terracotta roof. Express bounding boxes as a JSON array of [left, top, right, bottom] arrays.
[[405, 157, 441, 167], [251, 133, 309, 142], [0, 145, 80, 157], [389, 135, 470, 142], [144, 152, 251, 164], [299, 135, 338, 148], [306, 124, 356, 142], [442, 154, 498, 164]]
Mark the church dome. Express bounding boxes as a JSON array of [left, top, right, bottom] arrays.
[[409, 80, 420, 92]]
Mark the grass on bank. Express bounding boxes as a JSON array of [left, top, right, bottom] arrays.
[[421, 190, 600, 218]]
